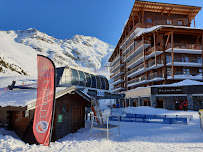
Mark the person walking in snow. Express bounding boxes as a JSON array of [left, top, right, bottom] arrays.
[[183, 100, 188, 111]]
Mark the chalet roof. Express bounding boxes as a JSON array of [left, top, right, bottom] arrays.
[[0, 86, 90, 108], [132, 1, 201, 21]]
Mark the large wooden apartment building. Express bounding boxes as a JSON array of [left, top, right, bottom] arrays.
[[108, 0, 203, 110]]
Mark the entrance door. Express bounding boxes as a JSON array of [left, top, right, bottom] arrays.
[[72, 107, 82, 132], [133, 101, 137, 107], [157, 100, 163, 108], [144, 100, 150, 106]]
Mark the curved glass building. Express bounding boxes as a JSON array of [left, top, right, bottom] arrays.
[[57, 66, 109, 90]]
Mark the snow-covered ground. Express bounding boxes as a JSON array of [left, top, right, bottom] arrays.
[[1, 107, 203, 152]]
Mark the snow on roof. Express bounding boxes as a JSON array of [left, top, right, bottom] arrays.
[[125, 79, 203, 93], [0, 87, 67, 108], [135, 25, 203, 39], [152, 79, 203, 87]]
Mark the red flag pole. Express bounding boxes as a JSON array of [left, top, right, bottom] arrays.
[[48, 56, 56, 147]]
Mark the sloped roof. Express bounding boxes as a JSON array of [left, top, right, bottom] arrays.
[[132, 1, 201, 21]]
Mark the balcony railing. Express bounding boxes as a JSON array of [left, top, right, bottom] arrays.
[[167, 71, 202, 76], [114, 84, 123, 89], [126, 51, 143, 67], [166, 43, 202, 50], [110, 54, 120, 66], [147, 59, 164, 68], [128, 72, 164, 86], [110, 69, 125, 79], [110, 61, 121, 73], [148, 72, 163, 80], [128, 75, 148, 85], [113, 76, 123, 82], [123, 40, 150, 62], [127, 59, 164, 77], [146, 46, 156, 55], [127, 63, 145, 76], [167, 57, 202, 64]]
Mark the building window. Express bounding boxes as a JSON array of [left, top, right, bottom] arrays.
[[146, 17, 153, 23], [178, 20, 183, 25], [183, 68, 189, 75], [167, 19, 173, 25], [71, 69, 79, 85]]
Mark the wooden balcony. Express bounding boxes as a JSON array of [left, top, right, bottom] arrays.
[[126, 51, 143, 68], [110, 61, 121, 73], [123, 40, 150, 63], [127, 63, 144, 76], [166, 43, 202, 51], [110, 69, 125, 79], [110, 54, 120, 66]]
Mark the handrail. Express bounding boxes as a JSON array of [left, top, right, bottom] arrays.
[[166, 43, 202, 50], [167, 71, 202, 76], [110, 54, 120, 66], [166, 57, 202, 64], [110, 61, 121, 72], [126, 51, 143, 68], [127, 62, 144, 75]]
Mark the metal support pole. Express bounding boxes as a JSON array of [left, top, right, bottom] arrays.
[[107, 118, 109, 140]]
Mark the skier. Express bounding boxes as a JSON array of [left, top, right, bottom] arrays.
[[183, 100, 188, 111]]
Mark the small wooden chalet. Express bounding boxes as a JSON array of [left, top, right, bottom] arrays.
[[0, 86, 90, 144]]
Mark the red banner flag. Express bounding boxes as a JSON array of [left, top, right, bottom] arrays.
[[33, 55, 56, 146]]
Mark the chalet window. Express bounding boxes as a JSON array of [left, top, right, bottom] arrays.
[[62, 104, 67, 113], [178, 20, 183, 25], [183, 68, 189, 74], [167, 19, 173, 25], [146, 17, 153, 23]]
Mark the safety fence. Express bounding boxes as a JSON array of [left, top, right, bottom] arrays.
[[109, 113, 193, 125]]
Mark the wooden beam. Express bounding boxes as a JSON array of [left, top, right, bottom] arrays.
[[196, 35, 200, 44], [171, 32, 174, 79], [165, 33, 171, 49], [142, 7, 145, 25], [156, 33, 164, 41], [168, 8, 174, 16], [161, 7, 166, 15], [154, 32, 157, 66], [134, 1, 201, 10], [164, 32, 172, 36], [194, 18, 196, 28], [188, 9, 194, 17]]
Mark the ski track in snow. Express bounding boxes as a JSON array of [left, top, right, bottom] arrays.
[[1, 107, 203, 152]]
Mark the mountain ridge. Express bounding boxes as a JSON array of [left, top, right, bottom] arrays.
[[0, 28, 114, 76]]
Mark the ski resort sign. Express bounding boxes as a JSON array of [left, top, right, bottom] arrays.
[[157, 87, 183, 94]]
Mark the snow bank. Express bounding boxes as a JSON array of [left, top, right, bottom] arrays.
[[1, 107, 203, 152]]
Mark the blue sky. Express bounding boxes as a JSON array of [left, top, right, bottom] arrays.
[[0, 0, 203, 46]]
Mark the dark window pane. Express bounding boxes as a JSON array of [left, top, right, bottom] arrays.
[[100, 77, 105, 90], [96, 76, 101, 89], [78, 71, 86, 86], [84, 72, 91, 87], [104, 78, 109, 90], [90, 74, 96, 88], [71, 69, 79, 85]]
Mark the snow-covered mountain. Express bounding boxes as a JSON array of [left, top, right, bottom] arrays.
[[0, 28, 114, 76]]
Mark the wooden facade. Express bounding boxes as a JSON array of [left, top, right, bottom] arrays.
[[109, 0, 203, 94]]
